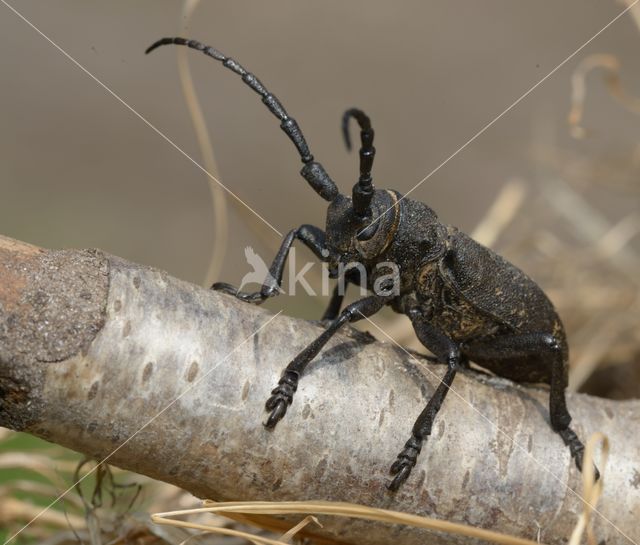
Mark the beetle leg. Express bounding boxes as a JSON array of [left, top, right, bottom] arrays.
[[462, 333, 597, 480], [321, 284, 345, 321], [551, 353, 595, 478], [321, 268, 365, 321], [212, 224, 328, 304], [388, 308, 461, 491], [264, 294, 389, 428]]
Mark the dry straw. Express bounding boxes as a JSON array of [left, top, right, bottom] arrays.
[[568, 53, 640, 139], [568, 433, 609, 545], [177, 0, 229, 287], [150, 432, 608, 545]]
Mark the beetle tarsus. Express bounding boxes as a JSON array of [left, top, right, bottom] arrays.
[[264, 371, 298, 428], [559, 427, 600, 481], [387, 435, 422, 491], [264, 399, 289, 428], [211, 282, 266, 304]]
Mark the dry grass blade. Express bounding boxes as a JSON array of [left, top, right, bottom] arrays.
[[0, 480, 84, 510], [279, 515, 322, 543], [0, 452, 78, 485], [178, 0, 228, 287], [152, 513, 294, 545], [177, 0, 291, 288], [536, 176, 640, 389], [569, 322, 623, 390], [595, 213, 640, 259], [569, 433, 609, 545], [622, 0, 640, 33], [471, 179, 527, 247], [151, 499, 547, 545], [0, 497, 85, 529], [568, 53, 640, 139], [174, 3, 331, 316]]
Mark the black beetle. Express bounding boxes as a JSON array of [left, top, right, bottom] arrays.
[[146, 37, 593, 491]]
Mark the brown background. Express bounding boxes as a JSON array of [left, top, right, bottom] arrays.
[[1, 1, 639, 320]]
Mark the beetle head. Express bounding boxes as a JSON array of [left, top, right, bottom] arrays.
[[325, 189, 401, 275]]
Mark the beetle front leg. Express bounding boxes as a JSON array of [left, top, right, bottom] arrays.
[[265, 294, 389, 428], [212, 224, 328, 304], [388, 308, 461, 491]]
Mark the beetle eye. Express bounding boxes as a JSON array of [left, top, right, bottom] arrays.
[[356, 221, 379, 241]]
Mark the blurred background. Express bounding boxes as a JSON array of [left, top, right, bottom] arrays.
[[1, 1, 639, 543]]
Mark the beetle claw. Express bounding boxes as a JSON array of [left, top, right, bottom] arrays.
[[238, 291, 266, 304], [264, 399, 288, 428], [387, 463, 413, 491], [389, 459, 405, 475], [574, 450, 600, 481], [211, 281, 238, 294], [559, 427, 600, 481]]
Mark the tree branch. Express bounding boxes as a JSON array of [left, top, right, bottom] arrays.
[[0, 234, 638, 545]]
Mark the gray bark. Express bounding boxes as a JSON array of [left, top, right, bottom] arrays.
[[0, 234, 638, 545]]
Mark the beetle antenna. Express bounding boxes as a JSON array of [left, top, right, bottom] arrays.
[[146, 37, 339, 202], [342, 108, 375, 217], [341, 110, 354, 151]]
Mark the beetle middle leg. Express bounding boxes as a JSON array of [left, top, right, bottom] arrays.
[[264, 294, 389, 427], [321, 268, 364, 321], [462, 333, 597, 479], [388, 307, 462, 491], [321, 284, 345, 321]]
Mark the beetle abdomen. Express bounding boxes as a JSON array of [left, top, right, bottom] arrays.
[[439, 231, 562, 336], [415, 261, 506, 342]]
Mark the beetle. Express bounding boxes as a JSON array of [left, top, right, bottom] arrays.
[[146, 37, 594, 491]]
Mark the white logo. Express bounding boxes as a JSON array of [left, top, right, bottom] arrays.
[[238, 246, 280, 293], [237, 246, 400, 297]]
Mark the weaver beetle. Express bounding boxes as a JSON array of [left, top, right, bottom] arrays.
[[147, 37, 594, 491]]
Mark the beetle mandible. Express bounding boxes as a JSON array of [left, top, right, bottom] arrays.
[[146, 37, 594, 491]]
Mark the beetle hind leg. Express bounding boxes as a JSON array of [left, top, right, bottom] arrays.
[[549, 352, 599, 480], [464, 332, 598, 480]]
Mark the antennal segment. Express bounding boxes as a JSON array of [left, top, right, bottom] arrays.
[[342, 108, 375, 217], [146, 37, 339, 201]]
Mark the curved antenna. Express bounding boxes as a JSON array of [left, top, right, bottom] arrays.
[[146, 37, 339, 202], [342, 108, 375, 217]]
